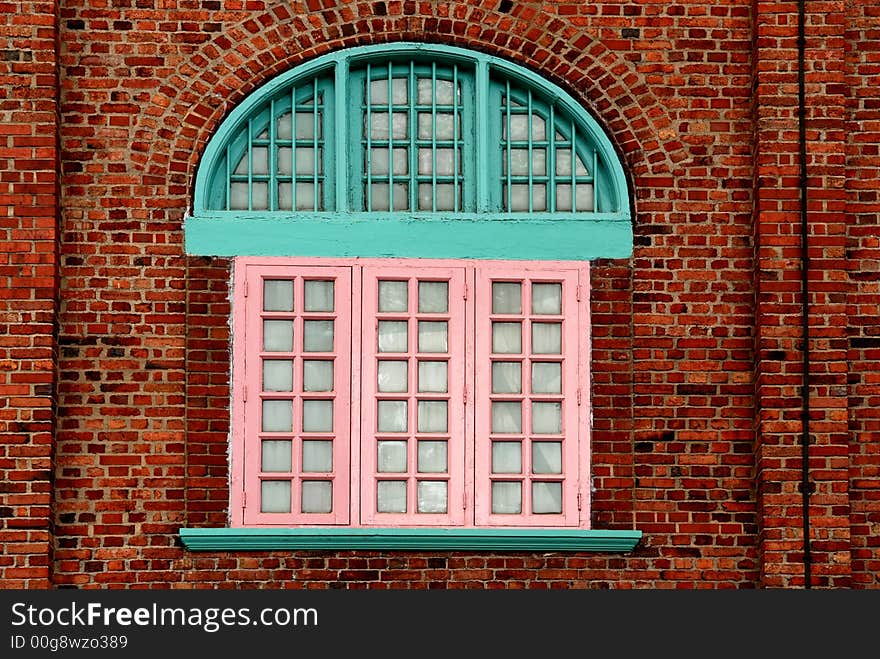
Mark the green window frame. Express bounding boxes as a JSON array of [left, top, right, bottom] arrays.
[[188, 43, 632, 261]]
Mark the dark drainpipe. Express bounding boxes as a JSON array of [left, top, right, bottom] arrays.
[[797, 0, 813, 589]]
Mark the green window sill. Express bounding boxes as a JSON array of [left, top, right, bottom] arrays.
[[179, 527, 642, 552]]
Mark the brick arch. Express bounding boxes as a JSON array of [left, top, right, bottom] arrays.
[[133, 1, 683, 217]]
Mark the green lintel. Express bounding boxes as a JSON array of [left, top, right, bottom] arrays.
[[179, 527, 643, 552]]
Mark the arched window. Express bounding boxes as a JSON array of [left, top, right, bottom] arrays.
[[182, 44, 640, 551]]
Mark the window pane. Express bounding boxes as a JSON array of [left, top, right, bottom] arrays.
[[371, 147, 408, 176], [417, 77, 455, 105], [532, 323, 561, 354], [417, 361, 447, 393], [377, 400, 407, 432], [492, 401, 522, 434], [532, 401, 562, 434], [263, 320, 293, 352], [532, 442, 562, 474], [251, 182, 269, 210], [370, 77, 407, 104], [556, 149, 572, 176], [418, 440, 447, 473], [262, 360, 293, 392], [295, 111, 319, 139], [261, 480, 291, 513], [492, 482, 522, 514], [574, 183, 595, 212], [378, 280, 408, 312], [261, 440, 292, 472], [491, 361, 521, 394], [303, 320, 334, 352], [418, 113, 455, 140], [532, 482, 562, 514], [531, 362, 562, 394], [302, 440, 333, 472], [377, 480, 407, 513], [492, 322, 522, 354], [263, 280, 293, 311], [417, 400, 447, 433], [303, 360, 334, 392], [302, 400, 333, 432], [378, 320, 408, 353], [492, 441, 522, 474], [370, 112, 408, 140], [304, 280, 334, 312], [506, 148, 546, 176], [418, 281, 448, 313], [532, 283, 562, 315], [301, 481, 332, 513], [417, 481, 447, 513], [418, 148, 456, 176], [262, 399, 292, 432], [377, 440, 407, 473], [417, 321, 448, 353], [492, 282, 521, 314], [378, 360, 408, 392], [229, 182, 249, 210], [369, 182, 410, 211]]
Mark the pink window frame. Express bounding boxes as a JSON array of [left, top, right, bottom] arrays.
[[230, 257, 590, 529]]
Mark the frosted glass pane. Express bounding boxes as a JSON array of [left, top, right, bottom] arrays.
[[555, 184, 572, 211], [377, 400, 407, 432], [418, 78, 455, 105], [370, 77, 407, 104], [263, 320, 293, 352], [275, 146, 292, 174], [418, 361, 447, 393], [377, 480, 407, 513], [417, 481, 447, 513], [419, 183, 455, 211], [506, 149, 546, 176], [532, 283, 562, 315], [295, 112, 319, 139], [378, 320, 408, 353], [492, 441, 522, 473], [261, 480, 290, 513], [304, 280, 334, 312], [532, 323, 562, 354], [276, 113, 292, 140], [233, 153, 248, 175], [251, 146, 269, 175], [261, 440, 291, 472], [532, 401, 562, 434], [492, 322, 522, 354], [262, 360, 293, 392], [575, 154, 589, 175], [303, 360, 333, 392], [370, 113, 407, 140], [229, 182, 249, 210], [491, 361, 521, 394], [262, 400, 292, 432], [418, 281, 448, 313], [278, 182, 321, 211], [276, 147, 318, 176], [418, 113, 455, 140], [419, 148, 456, 176], [377, 440, 407, 473], [574, 183, 595, 211], [532, 442, 562, 474], [508, 114, 529, 141], [492, 401, 522, 434], [417, 321, 447, 353], [492, 482, 522, 514], [492, 282, 521, 314], [371, 147, 408, 176], [508, 184, 538, 211], [417, 400, 447, 433], [303, 320, 334, 352], [302, 440, 333, 472], [532, 115, 546, 140], [369, 183, 410, 211], [378, 280, 408, 312], [378, 360, 408, 393], [302, 400, 333, 432], [301, 481, 332, 514], [531, 362, 562, 394], [532, 482, 562, 514], [556, 149, 572, 176], [263, 279, 293, 312], [251, 182, 269, 210], [418, 440, 447, 473]]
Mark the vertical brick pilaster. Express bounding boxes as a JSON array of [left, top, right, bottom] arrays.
[[0, 1, 61, 588], [752, 0, 851, 588]]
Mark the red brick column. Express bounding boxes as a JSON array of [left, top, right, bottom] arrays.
[[752, 0, 851, 588], [0, 1, 60, 588]]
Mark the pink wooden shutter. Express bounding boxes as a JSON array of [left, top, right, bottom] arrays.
[[359, 264, 470, 526], [473, 263, 589, 526], [232, 261, 352, 526]]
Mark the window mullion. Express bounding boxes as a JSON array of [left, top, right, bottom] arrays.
[[475, 60, 490, 212], [335, 59, 349, 213]]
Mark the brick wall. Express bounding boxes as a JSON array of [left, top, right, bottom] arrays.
[[0, 0, 870, 588], [0, 1, 60, 588]]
